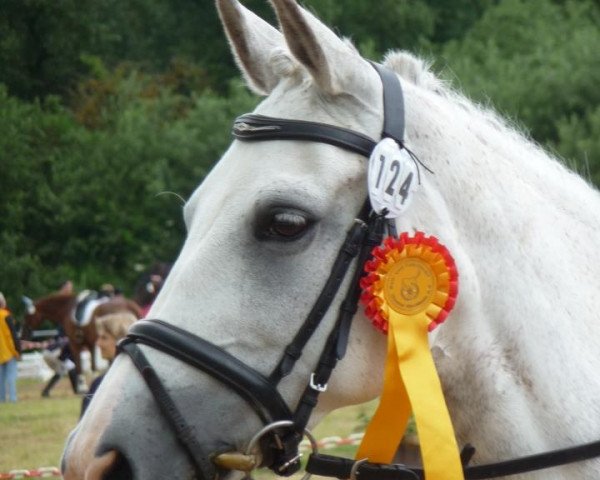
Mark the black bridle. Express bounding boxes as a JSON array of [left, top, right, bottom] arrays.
[[118, 62, 600, 480]]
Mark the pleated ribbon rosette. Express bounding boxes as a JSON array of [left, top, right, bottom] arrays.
[[356, 232, 464, 480]]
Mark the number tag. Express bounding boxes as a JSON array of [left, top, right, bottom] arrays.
[[368, 138, 419, 218]]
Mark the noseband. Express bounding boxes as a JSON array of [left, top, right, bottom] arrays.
[[118, 62, 600, 480]]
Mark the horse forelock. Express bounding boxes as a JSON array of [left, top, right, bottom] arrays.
[[267, 47, 301, 79]]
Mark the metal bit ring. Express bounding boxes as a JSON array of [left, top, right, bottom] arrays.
[[244, 420, 318, 480]]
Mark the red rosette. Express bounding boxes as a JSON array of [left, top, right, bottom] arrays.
[[360, 231, 458, 333]]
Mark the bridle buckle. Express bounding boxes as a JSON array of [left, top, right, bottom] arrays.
[[309, 373, 328, 392]]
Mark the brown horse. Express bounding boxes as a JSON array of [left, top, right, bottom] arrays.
[[22, 291, 141, 390]]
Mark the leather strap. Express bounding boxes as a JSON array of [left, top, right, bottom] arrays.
[[292, 210, 387, 432], [269, 214, 369, 383], [233, 114, 377, 158], [307, 437, 600, 480], [119, 341, 216, 480], [370, 62, 405, 145], [123, 319, 293, 423], [307, 454, 420, 480]]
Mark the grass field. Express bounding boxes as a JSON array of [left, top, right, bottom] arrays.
[[0, 378, 80, 473], [0, 377, 378, 477]]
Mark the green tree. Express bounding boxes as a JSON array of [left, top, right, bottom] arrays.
[[1, 0, 598, 310], [0, 74, 257, 303], [309, 0, 496, 58], [0, 0, 95, 99], [440, 0, 600, 181]]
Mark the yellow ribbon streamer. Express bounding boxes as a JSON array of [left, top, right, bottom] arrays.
[[356, 233, 463, 480]]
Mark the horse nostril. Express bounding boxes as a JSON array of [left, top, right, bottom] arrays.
[[103, 450, 133, 480], [83, 450, 133, 480]]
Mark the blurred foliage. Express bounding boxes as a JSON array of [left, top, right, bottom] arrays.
[[439, 0, 600, 182], [0, 0, 598, 314], [0, 77, 258, 309]]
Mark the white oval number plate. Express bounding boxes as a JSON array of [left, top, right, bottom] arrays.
[[368, 138, 418, 218]]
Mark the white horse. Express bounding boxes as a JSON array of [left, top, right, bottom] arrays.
[[61, 1, 600, 479]]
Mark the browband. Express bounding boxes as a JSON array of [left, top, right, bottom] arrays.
[[233, 114, 377, 158], [233, 62, 405, 158]]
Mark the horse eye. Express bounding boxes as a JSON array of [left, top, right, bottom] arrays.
[[258, 210, 312, 241]]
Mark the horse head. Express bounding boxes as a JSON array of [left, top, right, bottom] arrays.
[[22, 292, 77, 338], [21, 295, 39, 340], [61, 0, 600, 479], [62, 2, 391, 477]]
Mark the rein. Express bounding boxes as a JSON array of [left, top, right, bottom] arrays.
[[307, 441, 600, 479], [118, 62, 600, 479]]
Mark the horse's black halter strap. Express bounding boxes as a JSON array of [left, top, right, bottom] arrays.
[[119, 339, 216, 480], [119, 60, 600, 480], [307, 439, 600, 479], [122, 319, 293, 422], [233, 62, 405, 161]]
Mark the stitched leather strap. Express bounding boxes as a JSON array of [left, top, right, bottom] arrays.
[[232, 63, 405, 156], [292, 210, 387, 431], [233, 114, 377, 158], [269, 214, 369, 383], [370, 62, 405, 145], [119, 341, 216, 480], [307, 437, 600, 480], [123, 319, 293, 423]]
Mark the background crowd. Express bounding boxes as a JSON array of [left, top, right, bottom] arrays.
[[0, 262, 168, 405]]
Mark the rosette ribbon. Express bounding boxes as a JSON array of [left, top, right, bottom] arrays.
[[355, 232, 463, 480]]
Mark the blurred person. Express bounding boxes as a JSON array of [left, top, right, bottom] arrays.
[[41, 334, 78, 397], [80, 311, 137, 416], [0, 292, 21, 403], [98, 283, 116, 299], [133, 262, 171, 317]]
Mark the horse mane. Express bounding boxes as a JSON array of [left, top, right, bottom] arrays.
[[383, 51, 448, 94], [381, 50, 600, 227], [384, 50, 529, 143]]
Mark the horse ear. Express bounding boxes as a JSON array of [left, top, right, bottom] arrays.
[[269, 0, 376, 96], [216, 0, 288, 95]]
